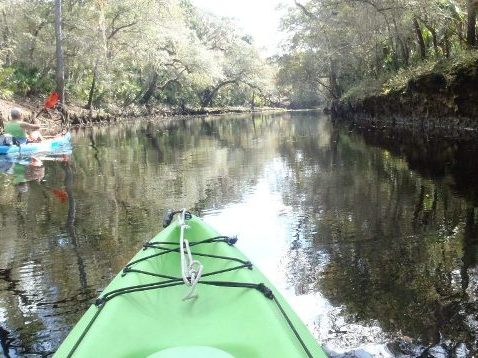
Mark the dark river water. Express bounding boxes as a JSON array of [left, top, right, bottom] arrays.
[[0, 112, 477, 357]]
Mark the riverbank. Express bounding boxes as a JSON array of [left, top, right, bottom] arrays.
[[331, 52, 478, 135], [0, 96, 287, 130]]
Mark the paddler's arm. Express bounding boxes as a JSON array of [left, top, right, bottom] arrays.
[[19, 121, 41, 130]]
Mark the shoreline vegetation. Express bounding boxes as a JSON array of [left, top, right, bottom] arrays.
[[0, 0, 312, 133], [331, 51, 478, 134], [278, 0, 478, 137], [0, 96, 295, 134], [2, 0, 478, 135], [0, 0, 322, 131]]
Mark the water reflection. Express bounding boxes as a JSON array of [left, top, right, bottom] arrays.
[[0, 113, 477, 357], [0, 153, 74, 357], [0, 156, 45, 193]]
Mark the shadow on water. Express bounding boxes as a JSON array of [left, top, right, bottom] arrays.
[[0, 113, 477, 357], [310, 121, 478, 357], [345, 123, 478, 204]]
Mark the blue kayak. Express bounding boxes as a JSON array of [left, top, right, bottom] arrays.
[[0, 132, 71, 155]]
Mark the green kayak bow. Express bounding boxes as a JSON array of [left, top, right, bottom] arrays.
[[55, 210, 327, 358]]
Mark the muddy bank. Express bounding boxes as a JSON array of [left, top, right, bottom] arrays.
[[0, 96, 286, 130], [331, 59, 478, 135]]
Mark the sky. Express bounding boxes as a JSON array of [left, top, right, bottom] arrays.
[[190, 0, 294, 56]]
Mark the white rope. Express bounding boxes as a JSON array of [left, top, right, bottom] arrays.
[[178, 209, 203, 301]]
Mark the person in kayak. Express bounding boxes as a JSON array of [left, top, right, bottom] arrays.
[[4, 107, 41, 144]]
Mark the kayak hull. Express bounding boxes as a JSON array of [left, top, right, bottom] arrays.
[[0, 132, 71, 155], [55, 214, 326, 358]]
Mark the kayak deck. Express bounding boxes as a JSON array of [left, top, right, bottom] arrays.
[[0, 132, 71, 155], [55, 213, 327, 358]]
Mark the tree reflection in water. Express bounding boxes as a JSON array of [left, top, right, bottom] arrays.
[[278, 119, 478, 355], [0, 113, 476, 356]]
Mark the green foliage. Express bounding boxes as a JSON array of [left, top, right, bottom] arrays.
[[278, 0, 476, 104], [437, 0, 465, 21], [341, 49, 478, 101], [341, 77, 387, 102], [384, 60, 437, 93], [4, 0, 475, 109], [439, 49, 478, 74], [0, 0, 276, 110], [0, 66, 54, 98], [0, 67, 15, 99], [275, 52, 325, 108], [67, 71, 94, 103]]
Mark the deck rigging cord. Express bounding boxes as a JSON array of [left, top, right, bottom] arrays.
[[178, 208, 203, 300], [66, 210, 314, 358]]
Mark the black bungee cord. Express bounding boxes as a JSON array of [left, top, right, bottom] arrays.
[[66, 212, 315, 358]]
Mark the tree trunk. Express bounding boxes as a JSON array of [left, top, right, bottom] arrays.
[[86, 63, 98, 110], [384, 22, 399, 70], [54, 0, 65, 105], [139, 72, 159, 105], [413, 17, 427, 60], [395, 36, 409, 66], [2, 10, 11, 66], [401, 42, 410, 66], [423, 23, 440, 58], [200, 79, 238, 108], [443, 31, 450, 58], [329, 60, 340, 100], [467, 0, 477, 48], [430, 28, 439, 58], [391, 17, 406, 67], [86, 1, 107, 109]]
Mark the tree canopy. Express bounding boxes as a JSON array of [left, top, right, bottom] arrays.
[[276, 0, 478, 106], [0, 0, 477, 110], [0, 0, 277, 111]]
